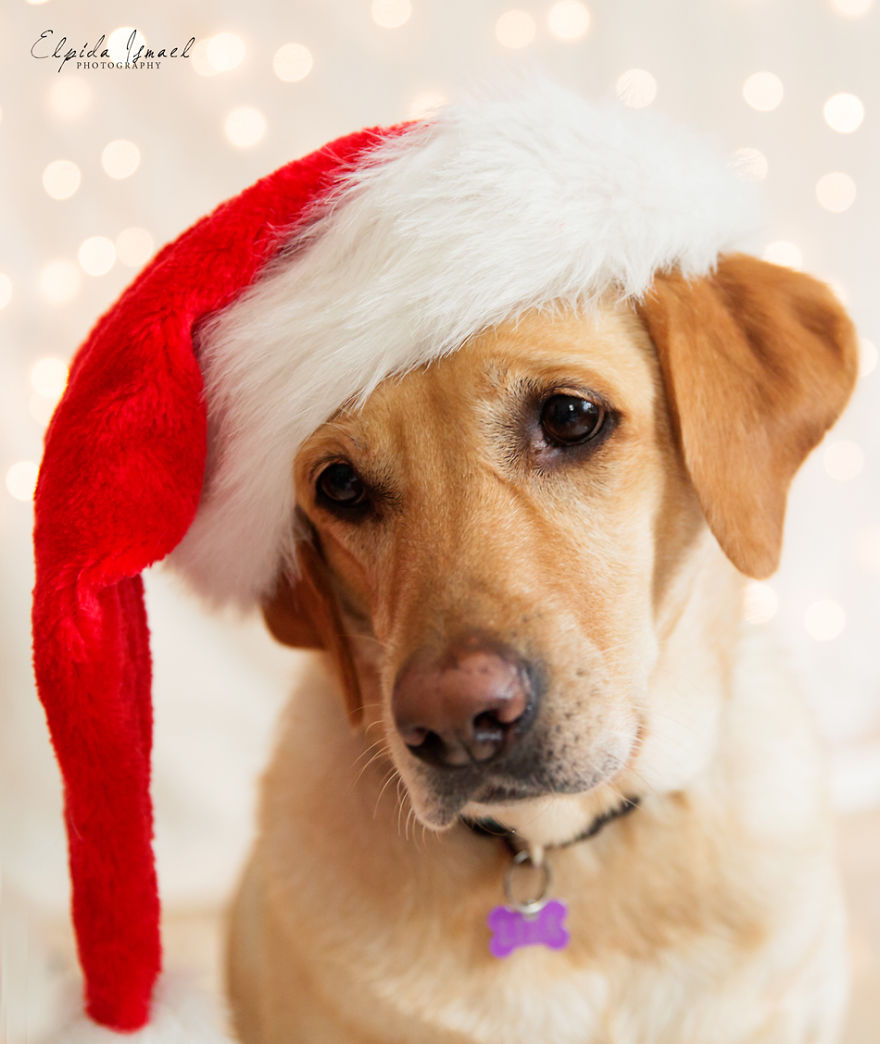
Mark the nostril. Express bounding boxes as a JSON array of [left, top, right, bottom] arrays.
[[472, 710, 507, 743], [399, 723, 429, 748], [411, 729, 471, 768]]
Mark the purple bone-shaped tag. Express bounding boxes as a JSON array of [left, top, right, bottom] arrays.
[[487, 898, 570, 958]]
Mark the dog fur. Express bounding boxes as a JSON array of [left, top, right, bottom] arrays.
[[226, 255, 857, 1043]]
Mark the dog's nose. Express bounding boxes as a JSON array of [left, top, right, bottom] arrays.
[[392, 634, 534, 768]]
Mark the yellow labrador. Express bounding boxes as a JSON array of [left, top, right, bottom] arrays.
[[227, 255, 857, 1043]]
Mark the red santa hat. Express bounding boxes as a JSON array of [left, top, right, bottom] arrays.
[[32, 80, 758, 1038]]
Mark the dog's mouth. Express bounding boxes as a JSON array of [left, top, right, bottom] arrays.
[[398, 723, 641, 831], [408, 760, 611, 829]]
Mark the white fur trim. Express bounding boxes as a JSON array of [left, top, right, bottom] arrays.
[[170, 78, 761, 606], [54, 975, 235, 1043]]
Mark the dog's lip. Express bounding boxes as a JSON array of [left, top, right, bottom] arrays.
[[470, 781, 546, 804], [421, 763, 611, 815], [410, 777, 552, 828]]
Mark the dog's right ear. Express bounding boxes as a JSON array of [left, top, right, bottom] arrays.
[[636, 254, 858, 580], [262, 541, 363, 724], [262, 545, 324, 650]]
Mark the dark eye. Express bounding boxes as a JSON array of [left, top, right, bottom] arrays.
[[539, 394, 606, 446], [316, 462, 367, 508]]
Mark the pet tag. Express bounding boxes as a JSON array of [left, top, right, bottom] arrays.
[[487, 849, 571, 957]]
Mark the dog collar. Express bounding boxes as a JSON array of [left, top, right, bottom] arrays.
[[461, 795, 640, 856], [461, 797, 640, 959]]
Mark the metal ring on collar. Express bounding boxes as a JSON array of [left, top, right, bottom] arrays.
[[504, 849, 552, 914]]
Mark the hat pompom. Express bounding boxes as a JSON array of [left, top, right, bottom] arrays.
[[51, 976, 235, 1044]]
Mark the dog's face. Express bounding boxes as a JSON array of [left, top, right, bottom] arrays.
[[291, 305, 688, 827], [264, 256, 857, 833]]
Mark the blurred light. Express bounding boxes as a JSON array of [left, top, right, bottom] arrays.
[[762, 240, 803, 269], [804, 599, 846, 642], [371, 0, 412, 27], [205, 32, 246, 73], [30, 356, 68, 400], [224, 106, 266, 148], [816, 171, 856, 213], [101, 139, 140, 179], [190, 41, 217, 77], [29, 395, 56, 426], [203, 36, 245, 78], [828, 279, 849, 305], [0, 273, 11, 310], [273, 42, 313, 82], [107, 27, 147, 64], [547, 1, 591, 39], [829, 0, 874, 15], [733, 146, 768, 181], [859, 338, 877, 378], [616, 69, 657, 108], [853, 526, 880, 573], [407, 90, 449, 119], [42, 160, 81, 200], [743, 581, 778, 624], [823, 439, 864, 481], [823, 92, 864, 133], [26, 0, 50, 5], [78, 236, 116, 277], [39, 260, 81, 304], [116, 227, 155, 268], [6, 462, 38, 502], [48, 76, 92, 121], [495, 10, 536, 48], [742, 71, 783, 112]]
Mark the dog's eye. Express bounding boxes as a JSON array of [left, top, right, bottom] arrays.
[[539, 394, 606, 446], [316, 462, 367, 508]]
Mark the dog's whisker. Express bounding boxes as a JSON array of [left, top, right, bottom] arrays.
[[372, 766, 401, 820], [396, 778, 408, 839], [352, 746, 387, 772], [352, 735, 390, 768], [352, 735, 388, 764], [361, 717, 386, 738], [619, 765, 661, 800], [351, 746, 393, 789]]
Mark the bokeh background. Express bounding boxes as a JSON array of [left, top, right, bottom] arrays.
[[1, 0, 878, 1039]]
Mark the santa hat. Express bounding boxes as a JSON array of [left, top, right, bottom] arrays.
[[32, 80, 758, 1038]]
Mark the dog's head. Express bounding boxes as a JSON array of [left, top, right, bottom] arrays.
[[262, 255, 857, 834]]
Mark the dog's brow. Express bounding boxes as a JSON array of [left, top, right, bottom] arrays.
[[302, 425, 365, 464], [326, 420, 364, 447]]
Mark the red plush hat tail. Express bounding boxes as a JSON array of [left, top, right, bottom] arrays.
[[31, 126, 396, 1031], [32, 575, 162, 1029], [32, 299, 206, 1027]]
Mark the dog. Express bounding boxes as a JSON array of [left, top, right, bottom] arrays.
[[29, 82, 861, 1041], [224, 255, 857, 1043]]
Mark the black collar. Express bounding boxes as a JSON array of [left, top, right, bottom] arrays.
[[460, 796, 640, 856]]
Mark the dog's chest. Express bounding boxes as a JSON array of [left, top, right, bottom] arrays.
[[300, 906, 775, 1044], [248, 826, 781, 1044]]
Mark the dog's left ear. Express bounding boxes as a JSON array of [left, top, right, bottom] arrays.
[[636, 253, 859, 579], [262, 541, 363, 725]]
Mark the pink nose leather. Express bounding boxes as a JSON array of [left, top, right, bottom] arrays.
[[393, 634, 532, 767]]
